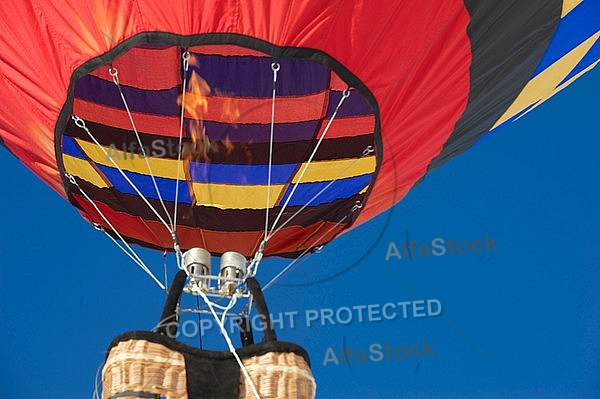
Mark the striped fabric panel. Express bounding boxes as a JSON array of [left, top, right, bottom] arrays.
[[72, 178, 364, 231], [71, 190, 352, 256], [61, 42, 377, 253], [492, 0, 600, 128], [64, 116, 374, 155]]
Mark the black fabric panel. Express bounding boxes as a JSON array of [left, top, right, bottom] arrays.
[[64, 118, 374, 164], [184, 347, 241, 398], [428, 0, 562, 170], [73, 177, 364, 231]]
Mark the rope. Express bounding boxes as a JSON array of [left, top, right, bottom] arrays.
[[67, 173, 166, 291], [71, 116, 174, 234], [263, 200, 362, 291], [207, 292, 260, 398], [196, 289, 261, 399], [108, 67, 174, 230], [92, 360, 104, 399], [173, 51, 190, 233], [195, 296, 203, 349], [176, 260, 261, 398], [268, 89, 351, 236], [265, 62, 280, 239], [267, 145, 374, 241]]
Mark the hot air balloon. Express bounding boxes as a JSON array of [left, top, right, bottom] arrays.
[[0, 1, 598, 398]]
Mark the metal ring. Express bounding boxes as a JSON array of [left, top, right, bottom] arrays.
[[65, 172, 76, 185], [72, 115, 85, 129], [362, 145, 375, 156]]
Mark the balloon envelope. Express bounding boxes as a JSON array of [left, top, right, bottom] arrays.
[[0, 0, 598, 256]]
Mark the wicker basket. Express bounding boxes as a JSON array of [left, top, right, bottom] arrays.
[[102, 273, 316, 399], [102, 339, 188, 399], [240, 351, 316, 399], [102, 334, 316, 399]]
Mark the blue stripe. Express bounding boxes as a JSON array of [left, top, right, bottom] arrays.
[[533, 0, 600, 77], [96, 165, 192, 204], [280, 175, 372, 207], [188, 54, 330, 97], [62, 135, 86, 158], [189, 163, 298, 185]]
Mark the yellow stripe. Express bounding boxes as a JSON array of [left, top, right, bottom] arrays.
[[492, 32, 600, 129], [562, 0, 583, 17], [513, 59, 600, 122], [292, 156, 376, 183], [75, 138, 186, 179], [63, 155, 110, 188], [553, 59, 600, 93], [192, 183, 285, 209], [359, 185, 369, 195]]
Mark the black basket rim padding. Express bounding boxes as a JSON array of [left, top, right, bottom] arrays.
[[246, 277, 276, 343], [237, 317, 255, 347], [156, 270, 276, 342], [106, 330, 312, 367], [156, 269, 188, 337]]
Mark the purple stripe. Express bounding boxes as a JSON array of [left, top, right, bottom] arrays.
[[201, 120, 320, 143], [189, 54, 330, 97], [75, 75, 181, 116], [326, 90, 374, 117]]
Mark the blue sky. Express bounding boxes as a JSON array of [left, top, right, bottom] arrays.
[[0, 67, 599, 398]]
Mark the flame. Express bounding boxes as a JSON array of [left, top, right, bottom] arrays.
[[178, 71, 210, 123], [177, 57, 210, 160], [216, 89, 241, 124], [176, 56, 241, 162]]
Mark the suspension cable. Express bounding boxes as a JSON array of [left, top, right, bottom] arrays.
[[71, 115, 174, 234], [109, 66, 174, 230], [173, 51, 191, 233], [263, 201, 362, 291], [267, 145, 374, 241], [265, 62, 280, 240], [67, 173, 166, 291], [268, 89, 351, 236], [176, 260, 261, 399]]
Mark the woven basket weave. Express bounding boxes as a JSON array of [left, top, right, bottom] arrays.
[[240, 351, 316, 399], [102, 339, 188, 399], [102, 337, 316, 399], [102, 273, 315, 399]]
